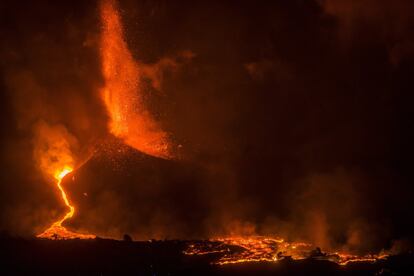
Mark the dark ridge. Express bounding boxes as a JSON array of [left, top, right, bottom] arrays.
[[1, 236, 413, 275], [62, 136, 210, 239]]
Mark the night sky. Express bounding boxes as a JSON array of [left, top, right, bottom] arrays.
[[0, 0, 413, 254]]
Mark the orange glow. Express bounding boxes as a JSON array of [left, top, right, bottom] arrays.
[[184, 236, 388, 266], [335, 252, 389, 266], [54, 166, 72, 181], [37, 166, 95, 240], [100, 0, 171, 159]]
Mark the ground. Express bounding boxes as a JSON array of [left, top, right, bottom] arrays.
[[1, 236, 413, 275]]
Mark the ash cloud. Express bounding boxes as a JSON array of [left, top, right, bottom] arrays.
[[0, 0, 413, 254]]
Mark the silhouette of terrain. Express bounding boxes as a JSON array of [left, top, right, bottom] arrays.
[[0, 234, 413, 275], [63, 137, 210, 239]]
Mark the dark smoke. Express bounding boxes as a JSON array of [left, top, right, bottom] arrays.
[[1, 0, 414, 254]]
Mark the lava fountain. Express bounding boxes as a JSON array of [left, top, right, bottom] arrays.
[[100, 0, 172, 159]]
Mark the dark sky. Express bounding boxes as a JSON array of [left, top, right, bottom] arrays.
[[0, 0, 414, 253]]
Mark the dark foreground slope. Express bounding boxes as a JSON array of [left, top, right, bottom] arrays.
[[63, 137, 210, 239], [0, 236, 413, 276]]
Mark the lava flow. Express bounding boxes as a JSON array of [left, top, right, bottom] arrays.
[[184, 236, 389, 266], [37, 166, 95, 240]]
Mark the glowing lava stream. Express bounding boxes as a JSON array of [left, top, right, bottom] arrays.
[[184, 236, 389, 266], [37, 166, 95, 239]]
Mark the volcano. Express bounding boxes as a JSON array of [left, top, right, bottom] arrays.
[[1, 0, 414, 275], [40, 137, 396, 269], [59, 137, 209, 240]]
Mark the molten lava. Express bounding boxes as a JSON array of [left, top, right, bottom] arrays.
[[184, 236, 389, 266], [37, 166, 95, 240], [100, 0, 171, 159]]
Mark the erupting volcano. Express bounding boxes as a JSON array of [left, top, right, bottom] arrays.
[[37, 0, 171, 240], [34, 0, 396, 265], [2, 0, 414, 274]]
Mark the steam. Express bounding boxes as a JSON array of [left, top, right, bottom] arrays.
[[32, 121, 77, 180]]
